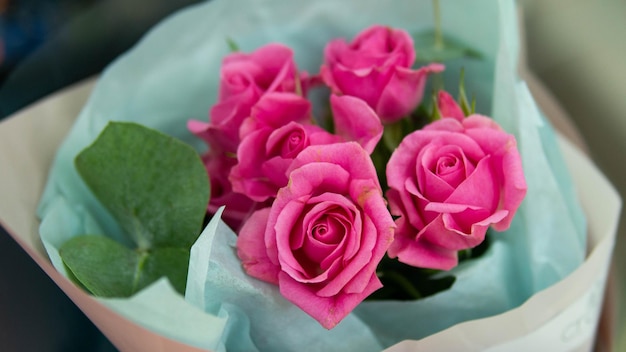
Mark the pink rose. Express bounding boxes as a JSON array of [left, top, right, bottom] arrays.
[[230, 92, 330, 201], [237, 92, 312, 140], [230, 92, 383, 202], [189, 43, 303, 153], [386, 103, 527, 270], [321, 25, 444, 123], [200, 152, 258, 231], [237, 142, 395, 329]]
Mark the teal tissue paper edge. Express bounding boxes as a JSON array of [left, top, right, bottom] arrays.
[[35, 0, 586, 350]]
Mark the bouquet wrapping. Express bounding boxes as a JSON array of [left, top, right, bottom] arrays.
[[0, 0, 621, 351]]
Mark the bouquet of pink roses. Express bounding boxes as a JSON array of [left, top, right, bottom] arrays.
[[0, 0, 614, 351], [180, 24, 526, 329]]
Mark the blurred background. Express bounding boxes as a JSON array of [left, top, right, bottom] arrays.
[[522, 1, 626, 350], [0, 0, 624, 350]]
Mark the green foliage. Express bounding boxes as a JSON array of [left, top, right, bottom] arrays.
[[61, 235, 190, 297], [60, 122, 209, 297]]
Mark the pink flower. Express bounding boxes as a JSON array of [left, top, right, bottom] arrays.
[[230, 93, 332, 202], [189, 43, 303, 153], [237, 92, 312, 140], [321, 25, 444, 123], [386, 100, 527, 270], [436, 90, 466, 122], [230, 92, 383, 202], [237, 143, 395, 329], [200, 152, 258, 231]]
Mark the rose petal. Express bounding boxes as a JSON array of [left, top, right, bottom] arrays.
[[237, 208, 280, 284], [445, 156, 498, 210], [266, 122, 309, 159], [387, 219, 458, 271], [443, 209, 508, 237], [278, 271, 382, 330], [220, 60, 265, 99], [187, 119, 211, 141], [437, 90, 465, 122], [241, 92, 311, 137], [463, 121, 527, 230], [331, 94, 383, 154], [273, 198, 309, 268], [376, 63, 444, 122], [419, 207, 489, 250], [222, 43, 297, 96], [387, 188, 427, 232], [492, 147, 527, 231], [417, 145, 457, 201], [328, 64, 390, 108], [230, 129, 279, 202], [288, 142, 378, 187], [388, 129, 478, 190], [260, 156, 292, 188], [208, 88, 259, 152]]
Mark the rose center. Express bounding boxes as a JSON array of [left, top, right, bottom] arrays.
[[267, 125, 308, 159], [436, 155, 458, 175], [433, 153, 467, 188], [283, 131, 304, 156], [311, 215, 344, 245], [313, 224, 327, 236]]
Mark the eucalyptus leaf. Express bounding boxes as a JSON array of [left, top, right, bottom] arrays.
[[139, 247, 191, 294], [75, 122, 209, 250], [61, 235, 191, 297], [60, 235, 147, 297], [413, 30, 482, 63], [61, 122, 210, 298]]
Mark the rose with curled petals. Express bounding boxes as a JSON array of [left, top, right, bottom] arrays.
[[386, 94, 527, 270], [321, 25, 444, 123], [237, 142, 394, 329], [230, 92, 382, 202], [188, 43, 304, 154], [230, 121, 340, 202]]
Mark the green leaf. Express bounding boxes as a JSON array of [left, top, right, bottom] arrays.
[[75, 122, 209, 250], [61, 235, 190, 297], [226, 37, 240, 52], [430, 92, 442, 121], [458, 68, 472, 116], [139, 247, 191, 294], [413, 30, 482, 63], [61, 235, 137, 297], [63, 122, 210, 297]]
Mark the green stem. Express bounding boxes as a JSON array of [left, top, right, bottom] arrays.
[[433, 0, 443, 50]]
